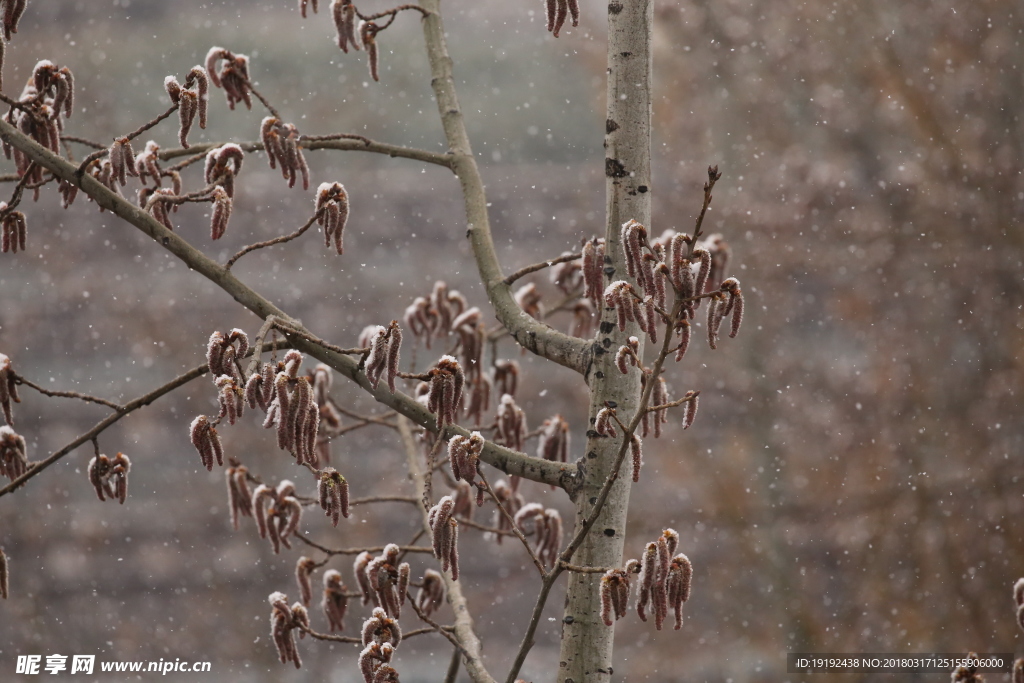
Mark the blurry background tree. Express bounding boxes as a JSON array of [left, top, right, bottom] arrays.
[[0, 0, 1022, 682]]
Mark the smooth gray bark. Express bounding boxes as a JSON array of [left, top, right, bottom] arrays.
[[556, 0, 653, 680]]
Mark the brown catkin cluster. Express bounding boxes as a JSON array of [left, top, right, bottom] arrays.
[[361, 321, 402, 392], [359, 21, 381, 81], [416, 569, 446, 617], [269, 592, 309, 669], [365, 544, 411, 618], [615, 336, 640, 375], [358, 642, 397, 683], [299, 0, 319, 18], [0, 204, 27, 254], [581, 236, 606, 310], [537, 414, 570, 463], [513, 503, 563, 568], [261, 117, 310, 190], [331, 0, 361, 53], [427, 356, 464, 429], [362, 605, 402, 648], [189, 415, 224, 470], [164, 66, 209, 147], [544, 0, 580, 37], [216, 374, 244, 425], [488, 478, 524, 541], [205, 143, 245, 199], [316, 182, 350, 255], [0, 0, 28, 74], [321, 569, 348, 632], [600, 568, 632, 626], [205, 47, 252, 109], [514, 283, 543, 319], [493, 359, 519, 398], [551, 251, 583, 294], [0, 425, 26, 481], [495, 393, 527, 452], [448, 431, 485, 490], [252, 480, 303, 554], [317, 467, 350, 526], [428, 496, 460, 579], [263, 351, 321, 466], [225, 464, 254, 530], [2, 60, 74, 191], [0, 353, 18, 425], [634, 529, 692, 630], [87, 452, 131, 504], [295, 556, 318, 606], [108, 137, 138, 187], [594, 406, 617, 437]]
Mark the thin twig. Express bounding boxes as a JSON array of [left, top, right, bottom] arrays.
[[294, 535, 433, 556], [559, 562, 613, 574], [158, 138, 454, 169], [225, 211, 320, 269], [407, 592, 470, 656], [301, 133, 372, 146], [349, 495, 418, 506], [443, 647, 461, 683], [61, 134, 107, 150], [478, 470, 545, 576], [503, 251, 581, 286], [14, 375, 122, 410], [239, 77, 281, 120]]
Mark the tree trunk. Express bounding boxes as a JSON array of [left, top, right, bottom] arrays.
[[557, 0, 653, 681]]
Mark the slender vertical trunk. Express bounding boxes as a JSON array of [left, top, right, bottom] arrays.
[[557, 1, 653, 681]]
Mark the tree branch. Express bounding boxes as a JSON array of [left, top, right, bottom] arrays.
[[399, 416, 496, 683], [417, 0, 591, 375], [158, 137, 455, 169]]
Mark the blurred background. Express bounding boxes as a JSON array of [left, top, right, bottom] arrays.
[[0, 0, 1021, 681]]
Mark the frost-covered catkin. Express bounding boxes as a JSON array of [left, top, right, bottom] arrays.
[[594, 407, 617, 437], [630, 433, 643, 482], [682, 390, 699, 430], [87, 452, 131, 504], [360, 21, 381, 81], [600, 568, 631, 626], [416, 569, 446, 617], [666, 553, 693, 629], [316, 182, 350, 255], [0, 425, 27, 481], [296, 556, 317, 606], [318, 467, 349, 526], [189, 415, 224, 470], [427, 356, 464, 429], [428, 497, 460, 579], [321, 569, 348, 632], [226, 465, 253, 529], [537, 414, 570, 463]]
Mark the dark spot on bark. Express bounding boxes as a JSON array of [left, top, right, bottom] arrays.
[[603, 528, 616, 537], [563, 615, 575, 624], [608, 2, 623, 14], [603, 266, 615, 277], [594, 345, 606, 356], [586, 429, 600, 438], [595, 371, 605, 379], [162, 237, 170, 245], [465, 229, 472, 239], [606, 400, 617, 408], [620, 51, 632, 58], [600, 321, 615, 334], [602, 338, 612, 348], [606, 118, 619, 134], [587, 450, 597, 459], [605, 158, 628, 178], [627, 189, 637, 196], [638, 185, 648, 193], [590, 496, 598, 504]]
